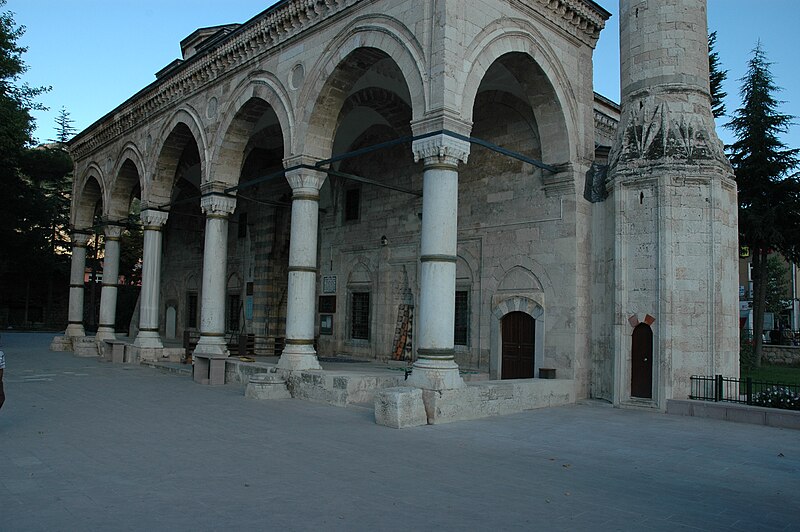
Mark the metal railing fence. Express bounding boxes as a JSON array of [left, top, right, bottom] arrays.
[[689, 375, 800, 411]]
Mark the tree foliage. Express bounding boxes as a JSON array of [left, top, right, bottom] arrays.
[[727, 42, 800, 366], [0, 1, 72, 327], [709, 31, 727, 119]]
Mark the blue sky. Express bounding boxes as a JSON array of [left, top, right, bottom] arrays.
[[6, 0, 800, 153]]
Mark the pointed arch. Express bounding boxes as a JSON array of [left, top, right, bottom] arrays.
[[295, 17, 427, 159], [73, 162, 105, 229], [460, 21, 578, 165], [210, 73, 294, 188], [146, 106, 207, 207], [108, 142, 145, 221]]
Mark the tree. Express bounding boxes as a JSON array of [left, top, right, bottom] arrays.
[[764, 255, 789, 315], [727, 42, 800, 367], [0, 2, 74, 328], [708, 31, 727, 119], [52, 106, 76, 144]]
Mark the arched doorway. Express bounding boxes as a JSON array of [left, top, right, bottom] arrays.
[[631, 323, 653, 398], [501, 311, 535, 379]]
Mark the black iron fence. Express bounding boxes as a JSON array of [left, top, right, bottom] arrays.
[[689, 375, 800, 411]]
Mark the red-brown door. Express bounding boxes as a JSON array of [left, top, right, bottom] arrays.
[[501, 311, 535, 379], [631, 323, 653, 398]]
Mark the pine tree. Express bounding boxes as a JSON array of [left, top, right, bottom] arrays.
[[53, 106, 76, 144], [708, 31, 727, 119], [727, 42, 800, 367]]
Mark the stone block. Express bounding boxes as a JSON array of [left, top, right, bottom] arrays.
[[665, 399, 693, 416], [374, 387, 428, 428], [422, 379, 575, 425], [726, 406, 766, 426], [245, 373, 291, 400], [193, 355, 227, 385], [49, 335, 73, 352], [765, 410, 800, 430], [73, 337, 99, 357]]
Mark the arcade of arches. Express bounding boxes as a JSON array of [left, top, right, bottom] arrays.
[[53, 0, 739, 413]]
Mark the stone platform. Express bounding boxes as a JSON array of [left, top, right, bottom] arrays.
[[376, 378, 576, 428]]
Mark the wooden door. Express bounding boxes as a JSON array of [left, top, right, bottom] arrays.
[[631, 323, 653, 398], [501, 311, 535, 379]]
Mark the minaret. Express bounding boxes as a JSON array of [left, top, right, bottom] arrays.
[[607, 0, 738, 408]]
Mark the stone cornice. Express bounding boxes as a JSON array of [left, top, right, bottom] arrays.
[[508, 0, 610, 47], [594, 109, 618, 142], [69, 0, 361, 161]]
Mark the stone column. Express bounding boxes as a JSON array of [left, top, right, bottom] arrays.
[[405, 133, 470, 390], [65, 231, 92, 338], [276, 159, 325, 371], [96, 224, 123, 342], [193, 188, 237, 358], [134, 209, 169, 348]]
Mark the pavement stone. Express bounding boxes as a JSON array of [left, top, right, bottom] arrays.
[[0, 332, 798, 531]]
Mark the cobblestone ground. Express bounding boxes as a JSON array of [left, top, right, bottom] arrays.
[[1, 332, 798, 531]]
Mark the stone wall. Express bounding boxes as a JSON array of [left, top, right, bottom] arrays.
[[762, 346, 800, 367]]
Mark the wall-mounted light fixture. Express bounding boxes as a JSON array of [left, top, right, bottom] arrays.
[[380, 235, 388, 247]]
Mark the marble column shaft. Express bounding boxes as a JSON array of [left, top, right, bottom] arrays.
[[66, 231, 92, 338], [277, 162, 326, 371], [96, 225, 123, 342], [194, 192, 237, 358], [406, 134, 470, 390], [134, 209, 168, 348]]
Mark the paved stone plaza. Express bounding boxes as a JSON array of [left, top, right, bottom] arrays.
[[1, 333, 798, 530]]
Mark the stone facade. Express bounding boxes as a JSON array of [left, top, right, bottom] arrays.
[[59, 0, 737, 411]]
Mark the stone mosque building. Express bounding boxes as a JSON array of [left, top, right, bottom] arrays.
[[52, 0, 738, 424]]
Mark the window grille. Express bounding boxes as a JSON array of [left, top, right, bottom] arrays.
[[454, 290, 469, 345], [187, 293, 198, 329], [227, 294, 241, 332], [351, 292, 370, 340]]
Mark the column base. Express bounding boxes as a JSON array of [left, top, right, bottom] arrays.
[[276, 343, 322, 371], [65, 323, 85, 338], [193, 335, 230, 358], [406, 358, 464, 390], [133, 331, 163, 349], [95, 327, 116, 343], [50, 335, 73, 352]]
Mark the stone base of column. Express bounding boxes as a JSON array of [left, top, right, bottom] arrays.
[[95, 327, 116, 343], [193, 335, 230, 358], [49, 335, 73, 352], [133, 331, 163, 349], [276, 343, 322, 371], [406, 358, 465, 391], [65, 323, 85, 338]]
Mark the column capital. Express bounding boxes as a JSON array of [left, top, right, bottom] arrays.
[[103, 224, 124, 240], [200, 193, 237, 216], [412, 133, 470, 167], [284, 156, 326, 195], [71, 231, 92, 247], [140, 209, 169, 228]]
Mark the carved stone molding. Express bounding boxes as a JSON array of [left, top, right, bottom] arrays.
[[412, 134, 470, 167], [508, 0, 609, 46], [69, 0, 359, 161], [609, 91, 728, 170]]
